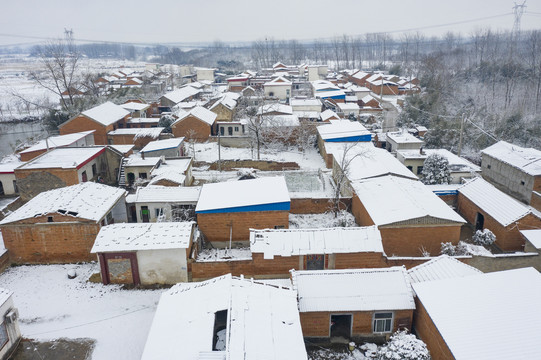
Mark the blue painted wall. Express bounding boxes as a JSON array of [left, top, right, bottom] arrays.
[[325, 134, 372, 142], [196, 201, 291, 214]]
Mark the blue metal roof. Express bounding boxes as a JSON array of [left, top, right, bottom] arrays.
[[196, 201, 290, 214], [325, 134, 372, 142]]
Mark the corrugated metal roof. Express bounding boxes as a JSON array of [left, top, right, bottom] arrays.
[[482, 141, 541, 176], [291, 267, 415, 312], [412, 268, 541, 360], [131, 186, 200, 203], [407, 255, 482, 284], [458, 177, 531, 227], [250, 226, 383, 259], [91, 222, 194, 252]]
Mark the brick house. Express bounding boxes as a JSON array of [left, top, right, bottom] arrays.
[[171, 106, 217, 142], [148, 157, 193, 187], [457, 177, 541, 251], [407, 255, 482, 284], [91, 222, 195, 285], [159, 86, 201, 108], [59, 102, 131, 145], [317, 120, 372, 168], [120, 102, 151, 118], [19, 130, 96, 162], [249, 226, 386, 278], [291, 267, 415, 342], [480, 140, 541, 204], [107, 127, 164, 149], [263, 76, 292, 100], [0, 182, 127, 264], [208, 92, 239, 122], [412, 268, 541, 360], [196, 177, 290, 246], [351, 176, 466, 257], [0, 160, 23, 196], [14, 146, 122, 201]]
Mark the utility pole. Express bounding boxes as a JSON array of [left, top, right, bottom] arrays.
[[217, 125, 222, 172], [457, 113, 465, 157], [512, 1, 527, 39]]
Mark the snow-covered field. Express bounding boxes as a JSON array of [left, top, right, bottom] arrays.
[[0, 263, 162, 359]]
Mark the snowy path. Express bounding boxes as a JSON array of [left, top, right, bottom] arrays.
[[0, 263, 162, 359]]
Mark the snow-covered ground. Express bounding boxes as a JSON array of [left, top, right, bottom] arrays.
[[190, 142, 326, 170], [0, 263, 162, 359], [290, 211, 358, 229]]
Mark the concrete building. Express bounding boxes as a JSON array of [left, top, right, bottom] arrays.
[[19, 131, 96, 162], [0, 288, 21, 359], [385, 131, 424, 153], [140, 138, 185, 159], [481, 141, 541, 204], [263, 76, 292, 100]]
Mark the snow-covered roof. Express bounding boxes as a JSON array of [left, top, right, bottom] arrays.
[[290, 98, 322, 107], [397, 149, 481, 172], [107, 127, 163, 139], [19, 131, 95, 155], [291, 267, 415, 312], [361, 94, 379, 104], [386, 131, 424, 144], [262, 114, 300, 127], [0, 160, 24, 174], [407, 255, 482, 284], [412, 267, 541, 360], [91, 222, 194, 252], [458, 177, 533, 226], [128, 118, 160, 124], [351, 71, 370, 80], [311, 80, 339, 92], [0, 182, 126, 225], [129, 186, 200, 203], [81, 101, 130, 126], [351, 176, 466, 226], [521, 229, 541, 249], [325, 142, 418, 181], [481, 140, 541, 176], [196, 177, 290, 213], [0, 288, 13, 307], [174, 106, 217, 126], [141, 138, 184, 153], [141, 274, 307, 360], [250, 226, 383, 259], [161, 86, 200, 105], [120, 102, 149, 112], [108, 144, 134, 154], [16, 147, 106, 170], [124, 155, 161, 167], [209, 93, 238, 111], [320, 109, 340, 121], [315, 90, 346, 99], [293, 111, 320, 119], [317, 120, 370, 141], [337, 103, 360, 111], [257, 103, 293, 115], [264, 76, 292, 86]]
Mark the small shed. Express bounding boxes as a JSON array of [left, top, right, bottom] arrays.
[[91, 222, 195, 285], [196, 177, 290, 246], [385, 131, 424, 153], [291, 267, 415, 341]]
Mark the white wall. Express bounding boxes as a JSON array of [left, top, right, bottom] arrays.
[[0, 174, 17, 195], [264, 84, 291, 100], [137, 248, 188, 284], [0, 295, 21, 360]]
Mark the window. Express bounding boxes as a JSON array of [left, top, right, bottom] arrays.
[[416, 166, 423, 175], [373, 312, 393, 333], [0, 322, 8, 349], [487, 164, 491, 169], [155, 208, 164, 218], [521, 180, 525, 186], [220, 127, 225, 136], [47, 216, 53, 223], [139, 172, 147, 179], [406, 166, 413, 171], [234, 127, 239, 132]]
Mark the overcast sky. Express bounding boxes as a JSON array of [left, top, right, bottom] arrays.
[[1, 0, 540, 47]]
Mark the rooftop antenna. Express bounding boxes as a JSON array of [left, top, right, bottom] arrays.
[[512, 1, 527, 38]]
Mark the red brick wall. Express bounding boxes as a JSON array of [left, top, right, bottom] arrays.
[[107, 134, 156, 150], [413, 298, 455, 360], [334, 252, 387, 269], [534, 177, 541, 194], [457, 193, 541, 251], [20, 149, 47, 162], [60, 115, 113, 145], [301, 310, 413, 338], [197, 210, 289, 242], [351, 194, 376, 226], [172, 116, 212, 141], [290, 198, 351, 214], [190, 260, 255, 281], [380, 225, 461, 257], [531, 191, 541, 212], [2, 221, 100, 263], [15, 167, 79, 186]]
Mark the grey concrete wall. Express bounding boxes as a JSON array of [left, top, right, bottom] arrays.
[[481, 154, 534, 203]]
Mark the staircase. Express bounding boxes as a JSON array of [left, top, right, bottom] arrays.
[[118, 157, 128, 187]]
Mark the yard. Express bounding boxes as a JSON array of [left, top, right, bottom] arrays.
[[0, 263, 162, 360]]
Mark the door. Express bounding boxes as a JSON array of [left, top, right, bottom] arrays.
[[475, 212, 484, 231], [129, 205, 137, 223], [0, 181, 3, 196], [141, 206, 150, 223], [127, 173, 135, 186], [81, 171, 88, 182], [330, 314, 352, 338], [228, 126, 233, 136]]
